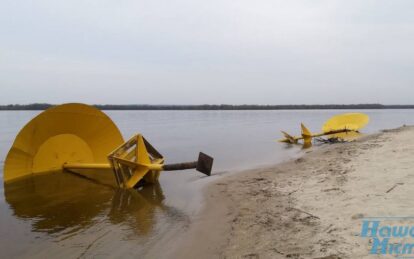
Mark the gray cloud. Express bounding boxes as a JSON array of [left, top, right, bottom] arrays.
[[1, 0, 414, 104]]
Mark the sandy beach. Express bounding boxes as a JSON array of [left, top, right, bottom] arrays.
[[172, 126, 414, 258]]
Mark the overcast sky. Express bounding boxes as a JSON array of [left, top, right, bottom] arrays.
[[1, 0, 414, 105]]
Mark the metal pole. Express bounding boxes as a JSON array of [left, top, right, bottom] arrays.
[[63, 163, 112, 170]]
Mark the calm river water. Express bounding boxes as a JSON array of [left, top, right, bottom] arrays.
[[1, 109, 413, 258]]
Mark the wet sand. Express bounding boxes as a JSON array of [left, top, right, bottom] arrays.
[[172, 126, 414, 258]]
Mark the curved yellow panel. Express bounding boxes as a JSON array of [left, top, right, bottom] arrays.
[[4, 103, 124, 183], [322, 113, 369, 133]]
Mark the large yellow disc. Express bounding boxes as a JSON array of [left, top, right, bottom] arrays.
[[322, 113, 369, 133], [4, 103, 124, 183]]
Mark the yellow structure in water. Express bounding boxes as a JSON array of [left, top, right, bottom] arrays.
[[279, 113, 370, 146], [4, 103, 213, 188]]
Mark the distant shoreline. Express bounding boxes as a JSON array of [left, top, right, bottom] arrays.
[[2, 104, 414, 110]]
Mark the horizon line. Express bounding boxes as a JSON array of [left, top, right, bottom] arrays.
[[2, 103, 414, 110]]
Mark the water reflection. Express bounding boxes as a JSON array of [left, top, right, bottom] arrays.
[[3, 109, 412, 256], [110, 184, 167, 235], [4, 171, 173, 236]]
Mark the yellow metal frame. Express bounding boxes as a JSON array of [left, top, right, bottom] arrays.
[[52, 133, 168, 189], [107, 134, 165, 188], [4, 103, 212, 189], [2, 104, 162, 188], [279, 113, 369, 146]]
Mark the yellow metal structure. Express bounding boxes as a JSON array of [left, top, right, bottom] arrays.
[[322, 113, 369, 139], [301, 123, 313, 146], [107, 134, 165, 188], [279, 113, 369, 146], [4, 103, 213, 188], [4, 103, 124, 183]]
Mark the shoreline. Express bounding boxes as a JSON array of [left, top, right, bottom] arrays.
[[171, 126, 414, 258]]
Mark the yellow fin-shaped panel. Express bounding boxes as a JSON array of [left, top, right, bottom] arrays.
[[322, 113, 369, 133], [301, 123, 312, 137]]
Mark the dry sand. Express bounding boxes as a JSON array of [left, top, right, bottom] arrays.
[[172, 126, 414, 259]]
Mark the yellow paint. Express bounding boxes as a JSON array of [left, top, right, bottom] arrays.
[[322, 113, 369, 132], [63, 163, 112, 170], [279, 131, 299, 144], [279, 113, 370, 145], [137, 135, 151, 165], [4, 103, 124, 182], [4, 103, 208, 190], [301, 123, 313, 146], [109, 134, 165, 189], [33, 134, 94, 173]]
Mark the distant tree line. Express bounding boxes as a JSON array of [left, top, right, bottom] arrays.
[[1, 103, 414, 110]]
